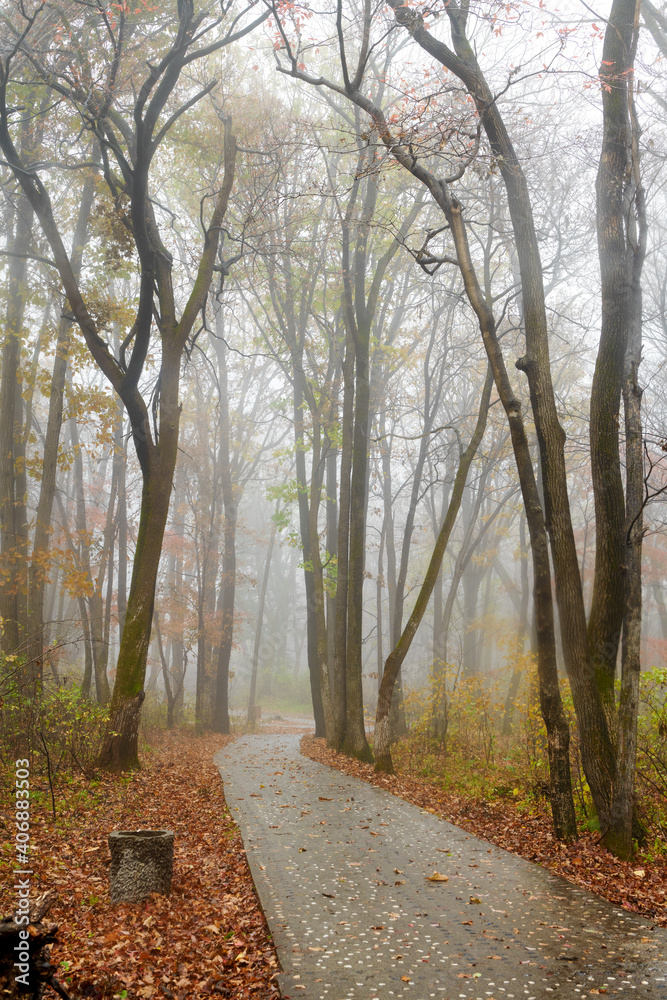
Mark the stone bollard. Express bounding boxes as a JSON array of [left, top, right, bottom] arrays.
[[109, 830, 174, 904]]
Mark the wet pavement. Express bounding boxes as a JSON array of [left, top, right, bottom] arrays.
[[214, 734, 667, 1000]]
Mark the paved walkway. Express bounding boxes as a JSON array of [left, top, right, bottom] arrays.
[[214, 735, 667, 1000]]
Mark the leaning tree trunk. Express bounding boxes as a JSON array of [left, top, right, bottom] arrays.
[[374, 368, 493, 772], [98, 437, 177, 768], [27, 176, 95, 685], [336, 85, 578, 833], [384, 0, 595, 839]]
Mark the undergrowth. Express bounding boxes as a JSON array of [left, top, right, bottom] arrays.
[[394, 658, 667, 858]]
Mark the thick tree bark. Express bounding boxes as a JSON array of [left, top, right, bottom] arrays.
[[115, 398, 128, 642], [589, 0, 643, 723], [99, 431, 178, 768], [602, 2, 646, 855]]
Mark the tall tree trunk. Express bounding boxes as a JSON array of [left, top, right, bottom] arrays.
[[99, 438, 178, 768], [309, 420, 334, 736], [154, 610, 175, 728], [28, 178, 94, 685], [385, 0, 587, 838], [332, 328, 354, 748], [603, 4, 646, 854], [345, 325, 373, 761], [1, 70, 239, 771], [168, 473, 186, 725], [0, 194, 33, 660], [248, 519, 277, 727], [376, 516, 385, 695], [114, 397, 128, 642], [502, 515, 530, 735], [213, 337, 235, 735], [326, 426, 338, 704], [374, 368, 493, 772], [290, 334, 326, 736], [653, 582, 667, 642]]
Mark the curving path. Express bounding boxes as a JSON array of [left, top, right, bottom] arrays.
[[214, 734, 667, 1000]]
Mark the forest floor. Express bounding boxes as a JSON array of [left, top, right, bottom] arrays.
[[3, 720, 665, 1000], [301, 735, 667, 930], [0, 728, 281, 1000]]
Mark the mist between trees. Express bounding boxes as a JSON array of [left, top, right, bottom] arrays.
[[1, 0, 667, 859]]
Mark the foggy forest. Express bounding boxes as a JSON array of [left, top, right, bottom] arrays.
[[2, 1, 667, 995]]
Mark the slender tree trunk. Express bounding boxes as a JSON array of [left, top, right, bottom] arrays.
[[290, 336, 326, 736], [502, 515, 530, 735], [248, 520, 277, 727], [374, 368, 493, 772], [309, 421, 334, 736], [169, 473, 186, 724], [213, 338, 235, 735], [28, 177, 94, 684], [345, 329, 373, 761], [376, 517, 385, 695], [653, 583, 667, 642], [332, 329, 354, 748], [326, 430, 338, 704], [154, 610, 175, 729], [0, 194, 33, 659], [384, 0, 584, 839], [379, 411, 398, 644]]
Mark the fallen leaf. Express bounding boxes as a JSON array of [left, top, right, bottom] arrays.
[[426, 872, 449, 882]]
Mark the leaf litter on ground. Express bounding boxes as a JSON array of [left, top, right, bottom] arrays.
[[301, 734, 667, 928], [0, 731, 280, 999]]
